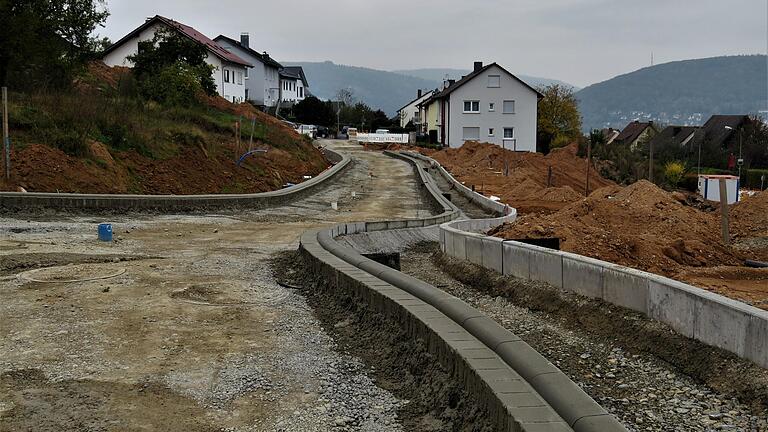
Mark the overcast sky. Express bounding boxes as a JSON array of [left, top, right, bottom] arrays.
[[101, 0, 767, 88]]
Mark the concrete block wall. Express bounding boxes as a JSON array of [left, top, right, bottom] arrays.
[[440, 214, 768, 370], [0, 148, 351, 212]]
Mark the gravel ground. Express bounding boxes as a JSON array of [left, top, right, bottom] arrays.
[[0, 141, 428, 431], [400, 243, 768, 432]]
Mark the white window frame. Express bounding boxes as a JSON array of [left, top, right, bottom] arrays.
[[244, 68, 249, 79], [488, 75, 501, 88], [463, 100, 480, 113], [237, 72, 243, 85], [503, 127, 515, 139], [224, 69, 230, 83], [503, 100, 516, 114], [488, 128, 495, 137], [489, 102, 495, 112]]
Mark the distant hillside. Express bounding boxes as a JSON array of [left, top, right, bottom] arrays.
[[393, 68, 578, 91], [576, 55, 768, 130], [284, 61, 574, 115], [282, 61, 436, 115]]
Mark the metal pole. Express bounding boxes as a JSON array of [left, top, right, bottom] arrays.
[[2, 87, 9, 181], [697, 139, 702, 177], [648, 138, 654, 183], [738, 128, 743, 180]]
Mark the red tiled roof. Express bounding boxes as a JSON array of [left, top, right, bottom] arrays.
[[103, 15, 252, 67]]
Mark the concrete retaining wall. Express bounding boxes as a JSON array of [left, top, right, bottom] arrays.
[[0, 147, 350, 212], [440, 209, 768, 370], [299, 151, 626, 431]]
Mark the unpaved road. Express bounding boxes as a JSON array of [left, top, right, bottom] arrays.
[[0, 141, 431, 432]]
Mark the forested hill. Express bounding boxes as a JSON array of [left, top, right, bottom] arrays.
[[576, 55, 768, 130]]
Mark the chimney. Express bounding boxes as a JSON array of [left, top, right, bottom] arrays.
[[240, 32, 249, 49], [448, 79, 456, 86], [417, 89, 422, 98], [474, 61, 483, 72], [263, 51, 269, 58]]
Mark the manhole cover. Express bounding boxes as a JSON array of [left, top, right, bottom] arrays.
[[19, 263, 126, 283], [170, 282, 289, 306]]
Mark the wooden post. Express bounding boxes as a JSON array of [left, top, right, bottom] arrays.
[[585, 141, 592, 196], [249, 117, 256, 151], [2, 87, 9, 181], [719, 178, 730, 245], [547, 165, 553, 187]]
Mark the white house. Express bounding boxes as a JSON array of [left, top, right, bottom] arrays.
[[397, 89, 435, 128], [279, 66, 309, 104], [102, 15, 252, 103], [428, 62, 542, 151], [213, 33, 282, 107]]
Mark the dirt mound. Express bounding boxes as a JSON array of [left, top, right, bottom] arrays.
[[731, 190, 768, 238], [490, 180, 744, 277], [424, 142, 613, 214]]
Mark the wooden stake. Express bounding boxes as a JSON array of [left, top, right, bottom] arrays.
[[249, 117, 256, 151], [719, 179, 730, 245], [585, 141, 591, 196], [2, 87, 9, 181]]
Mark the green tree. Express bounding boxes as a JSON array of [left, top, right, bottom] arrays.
[[537, 84, 583, 148], [294, 96, 336, 126], [128, 30, 215, 104], [0, 0, 110, 88]]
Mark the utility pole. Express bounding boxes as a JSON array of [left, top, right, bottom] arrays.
[[2, 87, 9, 181]]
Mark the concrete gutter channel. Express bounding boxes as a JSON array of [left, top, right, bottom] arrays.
[[0, 147, 349, 212], [299, 150, 627, 431], [416, 152, 768, 371]]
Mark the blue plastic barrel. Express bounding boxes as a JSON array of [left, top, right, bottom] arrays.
[[98, 223, 113, 242]]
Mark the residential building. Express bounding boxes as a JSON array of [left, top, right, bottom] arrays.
[[695, 115, 751, 150], [397, 89, 435, 128], [649, 126, 700, 150], [279, 66, 309, 104], [213, 33, 282, 107], [600, 128, 620, 144], [615, 121, 658, 150], [425, 62, 542, 151], [102, 15, 252, 103]]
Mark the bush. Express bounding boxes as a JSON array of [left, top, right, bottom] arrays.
[[53, 129, 89, 156], [138, 62, 206, 106], [664, 161, 685, 187]]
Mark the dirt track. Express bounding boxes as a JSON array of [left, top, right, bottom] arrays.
[[0, 141, 431, 431]]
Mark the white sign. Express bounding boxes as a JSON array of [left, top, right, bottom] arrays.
[[356, 133, 409, 143]]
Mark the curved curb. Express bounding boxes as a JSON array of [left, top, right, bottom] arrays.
[[299, 150, 627, 431], [0, 146, 350, 212]]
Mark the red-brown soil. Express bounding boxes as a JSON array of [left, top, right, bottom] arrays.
[[1, 140, 328, 195], [489, 181, 768, 309], [423, 142, 614, 214]]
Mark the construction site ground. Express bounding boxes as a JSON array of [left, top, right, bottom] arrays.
[[0, 141, 434, 432], [414, 142, 767, 311]]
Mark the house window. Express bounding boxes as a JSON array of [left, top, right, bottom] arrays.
[[462, 127, 480, 140], [503, 100, 515, 114], [488, 128, 494, 136], [245, 68, 249, 79], [489, 102, 495, 112], [224, 69, 230, 83], [299, 87, 303, 97], [488, 75, 500, 88], [237, 72, 243, 85], [503, 128, 514, 139], [463, 101, 480, 113]]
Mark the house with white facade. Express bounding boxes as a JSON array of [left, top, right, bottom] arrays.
[[102, 15, 252, 103], [279, 66, 309, 104], [426, 62, 542, 151], [397, 89, 435, 128], [213, 33, 282, 107]]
